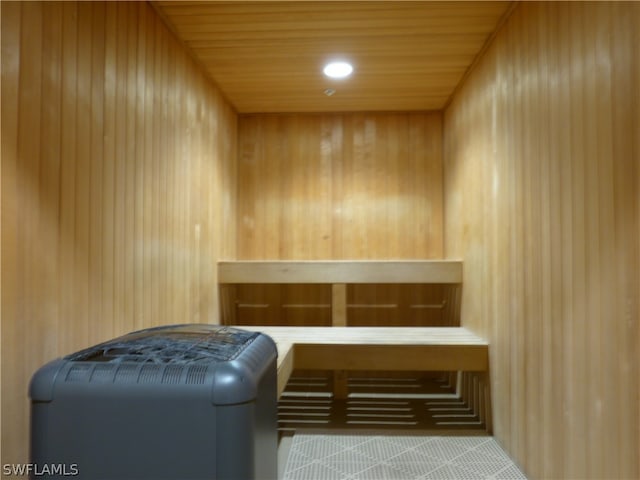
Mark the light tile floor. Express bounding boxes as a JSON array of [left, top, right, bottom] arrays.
[[282, 434, 527, 480]]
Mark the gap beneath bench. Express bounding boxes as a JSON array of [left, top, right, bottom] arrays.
[[241, 326, 492, 434]]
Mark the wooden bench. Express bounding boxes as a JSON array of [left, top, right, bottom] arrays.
[[218, 260, 463, 284], [218, 260, 463, 327], [240, 325, 489, 398], [218, 260, 492, 431]]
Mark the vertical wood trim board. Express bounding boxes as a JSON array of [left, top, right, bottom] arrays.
[[236, 112, 444, 260], [444, 2, 639, 479], [1, 0, 237, 465]]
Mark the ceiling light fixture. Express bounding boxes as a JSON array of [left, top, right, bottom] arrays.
[[323, 61, 353, 79]]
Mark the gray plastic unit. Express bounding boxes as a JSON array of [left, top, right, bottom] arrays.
[[30, 324, 278, 480]]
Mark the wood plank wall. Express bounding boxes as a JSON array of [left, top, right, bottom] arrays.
[[231, 113, 447, 326], [237, 112, 443, 260], [228, 283, 454, 327], [1, 1, 237, 465], [444, 2, 639, 478]]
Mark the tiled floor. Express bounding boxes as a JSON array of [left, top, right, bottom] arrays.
[[281, 434, 527, 480]]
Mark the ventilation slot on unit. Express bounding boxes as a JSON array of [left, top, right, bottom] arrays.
[[138, 365, 161, 384], [186, 365, 208, 385], [115, 364, 139, 384], [66, 365, 92, 383], [90, 365, 116, 383], [162, 365, 183, 384]]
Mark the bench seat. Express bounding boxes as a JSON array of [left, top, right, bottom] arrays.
[[241, 326, 489, 398]]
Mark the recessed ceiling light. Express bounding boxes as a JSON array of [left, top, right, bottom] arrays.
[[323, 61, 353, 79]]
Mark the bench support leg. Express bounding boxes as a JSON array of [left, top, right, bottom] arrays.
[[331, 283, 347, 326], [332, 284, 349, 398], [333, 370, 349, 399]]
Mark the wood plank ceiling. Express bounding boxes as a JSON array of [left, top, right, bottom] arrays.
[[153, 1, 513, 113]]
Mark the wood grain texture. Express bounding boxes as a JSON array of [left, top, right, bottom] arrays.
[[347, 283, 451, 327], [233, 112, 446, 327], [229, 283, 332, 327], [153, 1, 512, 113], [331, 283, 347, 327], [294, 344, 488, 372], [444, 2, 639, 478], [219, 260, 461, 283], [241, 326, 489, 398], [1, 1, 237, 465], [237, 112, 443, 260], [244, 326, 489, 347], [219, 261, 461, 327]]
